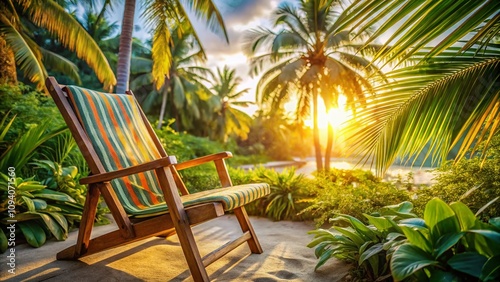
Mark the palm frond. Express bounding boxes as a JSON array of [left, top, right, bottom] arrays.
[[23, 0, 116, 89], [40, 48, 81, 84], [0, 18, 45, 88], [343, 56, 500, 174]]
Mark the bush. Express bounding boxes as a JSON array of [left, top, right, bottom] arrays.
[[413, 134, 500, 221], [0, 83, 64, 144], [303, 169, 411, 226], [308, 198, 500, 281]]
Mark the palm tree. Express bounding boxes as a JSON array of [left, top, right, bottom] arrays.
[[0, 0, 116, 89], [138, 23, 213, 130], [209, 66, 253, 142], [245, 0, 384, 171], [337, 0, 500, 174], [115, 0, 228, 93]]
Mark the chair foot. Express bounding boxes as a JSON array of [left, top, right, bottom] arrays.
[[233, 206, 263, 254]]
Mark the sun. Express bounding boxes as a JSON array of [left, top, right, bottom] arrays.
[[304, 95, 350, 129]]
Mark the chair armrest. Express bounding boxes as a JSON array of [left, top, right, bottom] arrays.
[[80, 156, 177, 185], [174, 151, 233, 171]]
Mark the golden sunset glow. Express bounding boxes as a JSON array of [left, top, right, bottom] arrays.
[[304, 95, 349, 129]]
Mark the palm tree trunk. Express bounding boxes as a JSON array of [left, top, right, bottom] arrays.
[[157, 84, 169, 129], [313, 88, 323, 171], [116, 0, 136, 93], [325, 122, 334, 171], [0, 36, 17, 85]]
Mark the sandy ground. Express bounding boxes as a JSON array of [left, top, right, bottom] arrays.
[[0, 215, 350, 281]]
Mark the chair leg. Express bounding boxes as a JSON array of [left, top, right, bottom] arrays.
[[59, 184, 100, 259], [233, 206, 263, 254]]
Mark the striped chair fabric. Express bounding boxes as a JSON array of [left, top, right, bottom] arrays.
[[66, 86, 269, 217]]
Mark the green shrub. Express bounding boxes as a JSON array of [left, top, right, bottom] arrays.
[[308, 201, 416, 281], [391, 198, 500, 281], [303, 169, 411, 226], [309, 198, 500, 281], [0, 83, 64, 144], [413, 134, 500, 221]]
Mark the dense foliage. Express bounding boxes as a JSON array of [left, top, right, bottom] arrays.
[[413, 134, 500, 221], [303, 169, 411, 226], [309, 199, 500, 281]]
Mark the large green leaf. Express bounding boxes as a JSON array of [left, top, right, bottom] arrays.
[[359, 242, 384, 265], [18, 221, 46, 248], [434, 232, 465, 259], [333, 226, 365, 248], [448, 252, 488, 278], [400, 225, 431, 253], [391, 243, 439, 281], [338, 214, 378, 241], [364, 214, 394, 232], [450, 202, 477, 231], [32, 212, 67, 241], [424, 198, 460, 242], [32, 189, 76, 203], [481, 255, 500, 281]]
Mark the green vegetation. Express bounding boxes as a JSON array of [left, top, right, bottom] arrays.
[[309, 199, 500, 281], [0, 3, 498, 282], [303, 169, 410, 226]]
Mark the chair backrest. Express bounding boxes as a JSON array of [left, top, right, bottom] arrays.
[[64, 85, 166, 214]]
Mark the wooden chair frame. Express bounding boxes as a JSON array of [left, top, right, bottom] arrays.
[[46, 77, 264, 281]]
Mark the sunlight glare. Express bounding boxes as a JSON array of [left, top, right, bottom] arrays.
[[304, 95, 349, 129]]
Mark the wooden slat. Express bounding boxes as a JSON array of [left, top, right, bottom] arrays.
[[175, 152, 233, 171], [202, 232, 252, 267], [80, 156, 177, 184]]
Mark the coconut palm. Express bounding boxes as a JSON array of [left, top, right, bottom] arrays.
[[337, 0, 500, 174], [245, 0, 384, 171], [137, 23, 213, 130], [0, 0, 116, 89], [115, 0, 228, 93], [209, 66, 252, 142]]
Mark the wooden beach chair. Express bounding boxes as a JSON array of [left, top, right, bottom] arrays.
[[45, 77, 270, 281]]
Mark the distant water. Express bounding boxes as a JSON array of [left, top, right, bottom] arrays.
[[293, 158, 436, 185]]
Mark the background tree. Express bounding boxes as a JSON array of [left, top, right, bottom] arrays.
[[338, 0, 500, 174], [209, 66, 252, 142], [115, 0, 228, 93], [0, 0, 116, 90], [245, 0, 383, 171], [138, 23, 213, 130]]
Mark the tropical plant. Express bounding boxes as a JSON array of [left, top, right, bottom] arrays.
[[0, 117, 67, 174], [0, 0, 116, 89], [391, 198, 500, 281], [209, 66, 253, 142], [338, 0, 500, 174], [139, 22, 214, 131], [413, 133, 500, 221], [255, 167, 312, 221], [308, 201, 416, 280], [115, 0, 228, 93], [302, 169, 410, 226], [245, 0, 384, 171], [0, 173, 71, 248]]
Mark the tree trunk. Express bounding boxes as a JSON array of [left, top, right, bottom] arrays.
[[324, 122, 334, 171], [116, 0, 136, 93], [157, 83, 169, 129], [312, 88, 323, 172], [0, 35, 17, 85]]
